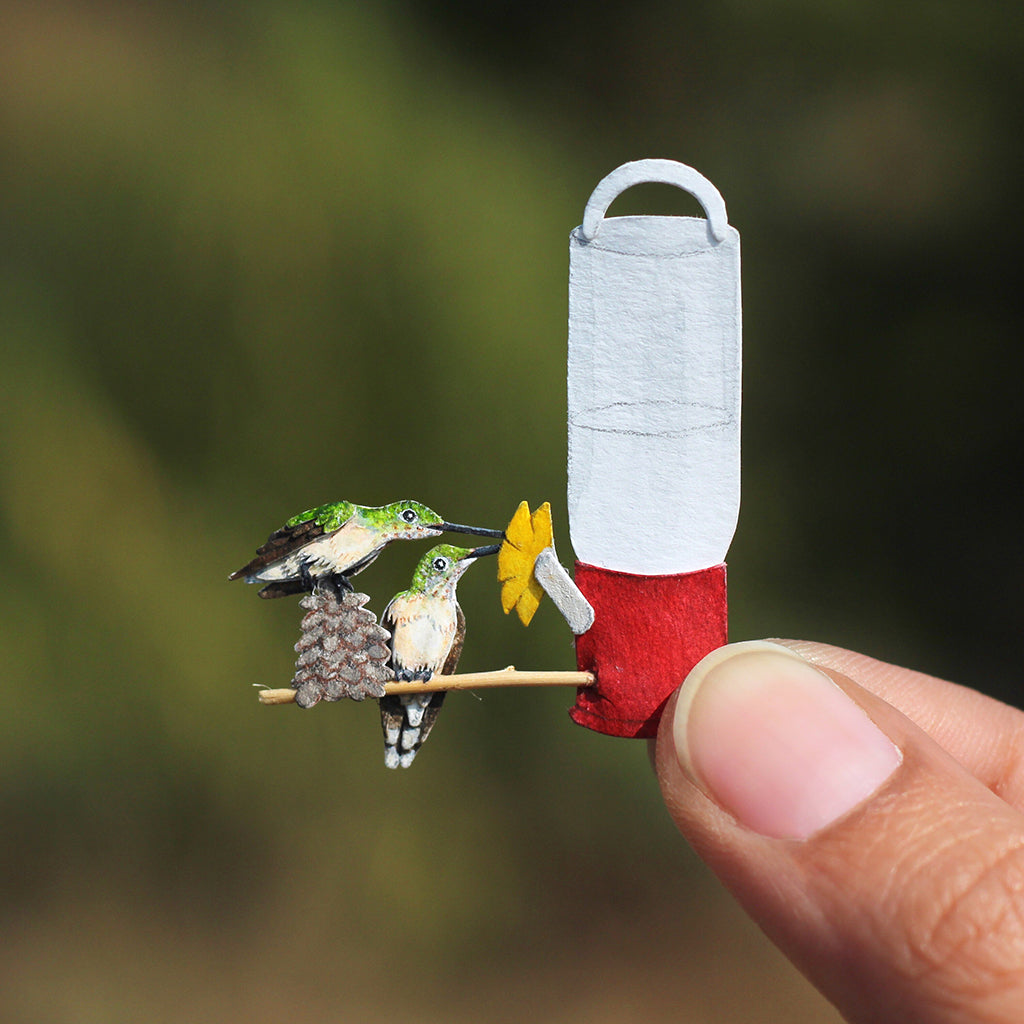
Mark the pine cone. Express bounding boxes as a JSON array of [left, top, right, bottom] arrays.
[[291, 584, 391, 708]]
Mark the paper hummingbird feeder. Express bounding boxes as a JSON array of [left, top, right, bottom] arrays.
[[565, 158, 741, 737], [242, 158, 740, 762]]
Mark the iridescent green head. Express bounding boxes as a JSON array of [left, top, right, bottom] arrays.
[[368, 500, 446, 540], [366, 501, 504, 544], [286, 499, 503, 542], [408, 543, 484, 593]]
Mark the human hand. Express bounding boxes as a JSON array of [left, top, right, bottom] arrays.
[[652, 640, 1024, 1023]]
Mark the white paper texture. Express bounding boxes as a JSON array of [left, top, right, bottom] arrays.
[[567, 160, 741, 575], [534, 546, 595, 634]]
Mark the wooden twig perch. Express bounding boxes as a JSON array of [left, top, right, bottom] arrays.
[[257, 668, 595, 705]]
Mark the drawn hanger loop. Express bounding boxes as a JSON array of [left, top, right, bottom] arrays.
[[579, 158, 730, 245]]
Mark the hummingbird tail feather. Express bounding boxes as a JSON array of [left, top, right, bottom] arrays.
[[379, 692, 447, 769], [379, 696, 407, 770], [232, 519, 326, 580]]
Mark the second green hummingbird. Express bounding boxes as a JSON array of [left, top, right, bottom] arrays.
[[230, 500, 502, 599], [379, 542, 499, 768]]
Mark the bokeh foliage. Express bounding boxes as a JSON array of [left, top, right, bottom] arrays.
[[1, 1, 1021, 1020]]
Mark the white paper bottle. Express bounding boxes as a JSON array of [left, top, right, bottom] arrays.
[[567, 159, 741, 576]]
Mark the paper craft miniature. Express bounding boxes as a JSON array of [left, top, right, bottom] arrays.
[[497, 500, 554, 627], [249, 157, 740, 761], [290, 583, 392, 708], [230, 499, 502, 599], [566, 158, 741, 737], [379, 543, 499, 768], [498, 501, 594, 634]]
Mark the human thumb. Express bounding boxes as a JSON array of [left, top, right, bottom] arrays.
[[653, 640, 1024, 1024]]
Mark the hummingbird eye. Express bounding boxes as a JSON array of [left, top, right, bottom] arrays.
[[400, 508, 418, 523], [432, 557, 448, 572]]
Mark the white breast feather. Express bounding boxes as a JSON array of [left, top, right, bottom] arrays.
[[391, 598, 457, 674]]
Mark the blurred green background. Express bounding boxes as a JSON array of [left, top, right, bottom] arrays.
[[1, 1, 1021, 1020]]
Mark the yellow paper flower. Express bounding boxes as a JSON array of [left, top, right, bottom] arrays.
[[497, 501, 553, 626]]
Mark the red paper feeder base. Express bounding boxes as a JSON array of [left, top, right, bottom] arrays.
[[571, 561, 728, 738]]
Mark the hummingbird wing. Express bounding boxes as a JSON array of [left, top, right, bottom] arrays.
[[379, 598, 400, 663], [229, 502, 361, 582], [379, 600, 408, 766], [229, 518, 326, 580], [440, 603, 466, 676]]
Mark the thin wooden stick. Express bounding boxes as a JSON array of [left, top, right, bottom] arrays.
[[256, 668, 594, 705]]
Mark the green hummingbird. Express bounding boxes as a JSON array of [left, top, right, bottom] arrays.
[[379, 542, 499, 769], [230, 500, 502, 599]]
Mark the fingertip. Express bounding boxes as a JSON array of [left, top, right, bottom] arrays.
[[669, 641, 902, 840], [653, 640, 1024, 1022]]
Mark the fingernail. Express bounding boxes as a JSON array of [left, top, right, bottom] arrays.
[[674, 641, 902, 840]]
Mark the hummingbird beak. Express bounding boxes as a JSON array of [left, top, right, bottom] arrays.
[[464, 543, 501, 559], [439, 521, 505, 539]]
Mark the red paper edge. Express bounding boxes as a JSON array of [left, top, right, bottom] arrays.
[[571, 562, 728, 738]]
